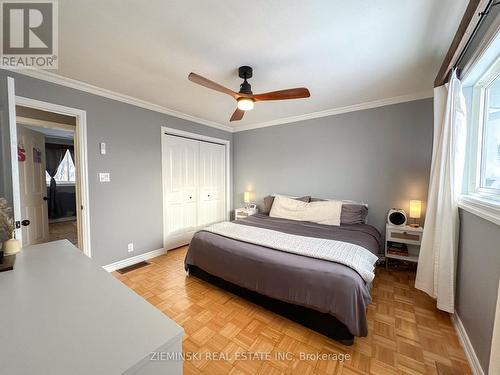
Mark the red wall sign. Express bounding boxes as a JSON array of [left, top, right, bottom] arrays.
[[18, 146, 26, 162]]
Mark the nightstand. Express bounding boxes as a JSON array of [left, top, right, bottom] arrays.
[[385, 224, 423, 267], [235, 207, 258, 220]]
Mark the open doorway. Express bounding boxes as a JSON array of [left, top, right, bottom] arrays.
[[6, 86, 91, 257], [16, 106, 78, 247]]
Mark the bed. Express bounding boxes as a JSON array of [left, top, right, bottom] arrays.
[[184, 213, 381, 344]]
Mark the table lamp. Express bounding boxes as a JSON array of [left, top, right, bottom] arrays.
[[244, 191, 251, 209], [409, 200, 422, 228]]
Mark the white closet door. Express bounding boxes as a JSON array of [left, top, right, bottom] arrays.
[[198, 142, 226, 227], [163, 135, 199, 249]]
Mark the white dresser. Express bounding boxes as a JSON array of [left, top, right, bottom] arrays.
[[0, 240, 183, 375]]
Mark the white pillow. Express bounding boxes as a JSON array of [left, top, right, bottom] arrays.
[[270, 195, 342, 226], [269, 195, 308, 218], [311, 197, 369, 224], [312, 197, 368, 208]]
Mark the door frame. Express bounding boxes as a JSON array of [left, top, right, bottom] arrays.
[[9, 86, 92, 257], [161, 126, 231, 250]]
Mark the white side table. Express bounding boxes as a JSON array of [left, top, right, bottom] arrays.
[[385, 224, 423, 267], [235, 207, 258, 220]]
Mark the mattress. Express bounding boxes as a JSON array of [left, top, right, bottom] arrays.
[[184, 214, 382, 336]]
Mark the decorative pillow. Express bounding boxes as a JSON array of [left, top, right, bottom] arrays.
[[341, 204, 369, 225], [311, 197, 368, 224], [269, 195, 342, 226], [262, 195, 310, 214], [310, 197, 326, 202]]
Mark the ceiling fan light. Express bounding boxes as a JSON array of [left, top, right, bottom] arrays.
[[237, 98, 254, 111]]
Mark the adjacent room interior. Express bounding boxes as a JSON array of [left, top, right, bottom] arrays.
[[14, 105, 80, 248], [0, 1, 499, 375]]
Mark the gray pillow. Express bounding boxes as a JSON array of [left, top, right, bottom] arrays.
[[310, 197, 326, 202], [341, 204, 368, 225], [262, 195, 310, 214], [310, 198, 368, 224]]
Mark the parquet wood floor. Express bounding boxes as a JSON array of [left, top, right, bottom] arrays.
[[113, 246, 471, 374]]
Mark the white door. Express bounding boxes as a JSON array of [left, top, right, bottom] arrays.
[[17, 126, 49, 246], [4, 77, 23, 242], [198, 141, 226, 227], [162, 135, 199, 249]]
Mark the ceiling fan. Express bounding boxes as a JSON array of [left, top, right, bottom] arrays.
[[188, 66, 311, 122]]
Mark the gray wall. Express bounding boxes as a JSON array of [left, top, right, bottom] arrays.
[[457, 209, 500, 373], [0, 75, 13, 200], [233, 99, 433, 233], [0, 69, 232, 266]]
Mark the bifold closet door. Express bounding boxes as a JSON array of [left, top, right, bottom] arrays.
[[198, 141, 226, 227], [163, 135, 199, 249]]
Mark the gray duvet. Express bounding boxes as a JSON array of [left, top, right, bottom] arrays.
[[184, 214, 382, 337]]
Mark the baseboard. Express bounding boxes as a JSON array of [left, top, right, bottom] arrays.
[[451, 311, 485, 375], [102, 248, 167, 272]]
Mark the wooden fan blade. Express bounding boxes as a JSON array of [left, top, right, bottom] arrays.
[[188, 73, 239, 99], [253, 88, 310, 101], [230, 108, 245, 122]]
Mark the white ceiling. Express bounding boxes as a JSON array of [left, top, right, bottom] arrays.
[[20, 124, 74, 139], [54, 0, 468, 130]]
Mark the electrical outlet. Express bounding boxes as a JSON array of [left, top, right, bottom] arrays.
[[99, 173, 110, 182], [127, 243, 134, 253]]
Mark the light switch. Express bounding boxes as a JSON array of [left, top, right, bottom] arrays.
[[99, 173, 110, 182], [100, 142, 106, 155]]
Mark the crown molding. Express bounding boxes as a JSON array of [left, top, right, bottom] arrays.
[[232, 90, 434, 132], [5, 68, 234, 133], [6, 69, 433, 134]]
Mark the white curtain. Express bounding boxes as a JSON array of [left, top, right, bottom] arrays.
[[415, 70, 467, 313]]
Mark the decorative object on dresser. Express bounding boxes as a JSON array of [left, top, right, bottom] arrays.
[[408, 200, 422, 228], [387, 208, 407, 226], [385, 223, 423, 267], [235, 206, 258, 220], [0, 198, 20, 257], [2, 239, 20, 256]]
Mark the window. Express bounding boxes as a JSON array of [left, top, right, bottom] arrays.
[[459, 34, 500, 225], [480, 78, 500, 192], [46, 149, 76, 185], [466, 57, 500, 203]]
